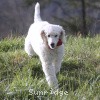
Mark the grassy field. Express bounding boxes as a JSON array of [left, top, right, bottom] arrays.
[[0, 35, 100, 100]]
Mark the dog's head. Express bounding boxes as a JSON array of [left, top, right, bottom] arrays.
[[41, 24, 66, 49]]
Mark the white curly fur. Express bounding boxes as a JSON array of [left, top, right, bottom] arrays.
[[25, 2, 66, 90]]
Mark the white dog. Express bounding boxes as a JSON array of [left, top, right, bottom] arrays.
[[25, 2, 66, 89]]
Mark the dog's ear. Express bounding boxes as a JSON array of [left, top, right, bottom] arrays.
[[60, 29, 66, 44], [41, 30, 46, 42]]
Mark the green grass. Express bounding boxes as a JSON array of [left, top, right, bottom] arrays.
[[0, 35, 100, 100]]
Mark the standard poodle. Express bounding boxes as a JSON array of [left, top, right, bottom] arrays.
[[25, 2, 66, 90]]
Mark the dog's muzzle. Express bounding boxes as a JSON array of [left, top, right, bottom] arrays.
[[51, 43, 55, 48], [49, 39, 62, 49]]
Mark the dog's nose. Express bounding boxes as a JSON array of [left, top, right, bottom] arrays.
[[51, 43, 55, 48]]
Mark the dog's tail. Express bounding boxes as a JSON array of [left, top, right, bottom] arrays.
[[34, 2, 42, 22]]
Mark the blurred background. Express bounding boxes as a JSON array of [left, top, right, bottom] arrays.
[[0, 0, 100, 39]]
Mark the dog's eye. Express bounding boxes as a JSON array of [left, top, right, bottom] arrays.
[[55, 35, 58, 37], [48, 35, 50, 37]]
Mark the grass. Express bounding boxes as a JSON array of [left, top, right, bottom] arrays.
[[0, 35, 100, 100]]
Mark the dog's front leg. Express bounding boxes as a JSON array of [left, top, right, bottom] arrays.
[[42, 62, 58, 90], [40, 55, 58, 90], [53, 45, 64, 74]]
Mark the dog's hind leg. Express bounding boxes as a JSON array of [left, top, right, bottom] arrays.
[[25, 37, 35, 57]]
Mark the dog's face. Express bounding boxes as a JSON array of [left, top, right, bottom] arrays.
[[41, 25, 66, 49], [46, 33, 61, 49]]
